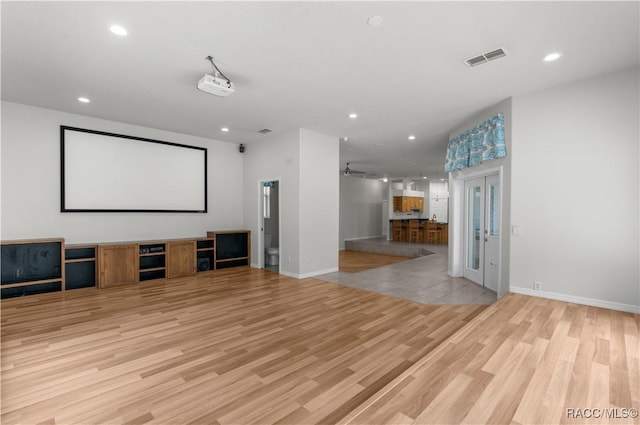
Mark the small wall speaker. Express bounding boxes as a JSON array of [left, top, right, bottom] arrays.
[[197, 257, 211, 272]]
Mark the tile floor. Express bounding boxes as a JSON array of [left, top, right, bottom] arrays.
[[264, 264, 279, 273], [318, 238, 497, 305]]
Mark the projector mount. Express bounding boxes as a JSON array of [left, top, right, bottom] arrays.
[[205, 55, 231, 86]]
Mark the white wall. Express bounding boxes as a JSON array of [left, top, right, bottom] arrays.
[[339, 175, 385, 249], [428, 181, 449, 223], [299, 129, 339, 275], [448, 98, 513, 299], [510, 66, 639, 311], [242, 128, 339, 278], [242, 129, 301, 275], [1, 102, 243, 244]]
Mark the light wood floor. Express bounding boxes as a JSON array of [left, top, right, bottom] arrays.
[[339, 250, 413, 273], [1, 267, 486, 425], [341, 292, 640, 425], [3, 268, 638, 425]]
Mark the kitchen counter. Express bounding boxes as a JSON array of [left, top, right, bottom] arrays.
[[389, 219, 448, 244]]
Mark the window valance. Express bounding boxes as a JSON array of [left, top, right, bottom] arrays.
[[445, 113, 506, 172]]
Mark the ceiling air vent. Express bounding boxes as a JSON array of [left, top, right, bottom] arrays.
[[258, 128, 272, 134], [465, 48, 508, 68], [484, 48, 506, 61]]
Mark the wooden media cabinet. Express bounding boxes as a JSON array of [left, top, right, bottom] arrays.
[[1, 230, 251, 297]]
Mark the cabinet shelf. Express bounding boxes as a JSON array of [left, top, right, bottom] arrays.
[[216, 256, 249, 263], [138, 242, 167, 281], [196, 239, 215, 250], [2, 281, 63, 298], [139, 266, 165, 272], [65, 245, 97, 290], [65, 257, 96, 263], [2, 277, 63, 289], [195, 239, 215, 273]]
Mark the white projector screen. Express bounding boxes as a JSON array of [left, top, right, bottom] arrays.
[[61, 126, 207, 212]]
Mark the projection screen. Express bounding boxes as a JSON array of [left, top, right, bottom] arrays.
[[61, 126, 207, 212]]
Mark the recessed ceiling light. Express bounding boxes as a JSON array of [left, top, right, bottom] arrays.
[[110, 25, 127, 36], [423, 176, 427, 179], [440, 178, 445, 181], [367, 16, 384, 27], [340, 136, 349, 142], [543, 52, 561, 62], [408, 135, 416, 141], [382, 177, 388, 183], [221, 127, 229, 132], [77, 97, 90, 103], [349, 113, 358, 119]]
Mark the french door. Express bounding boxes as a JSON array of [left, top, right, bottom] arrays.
[[463, 174, 500, 291]]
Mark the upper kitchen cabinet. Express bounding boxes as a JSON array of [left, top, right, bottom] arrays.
[[392, 195, 424, 213]]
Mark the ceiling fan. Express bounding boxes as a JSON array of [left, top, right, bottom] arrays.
[[341, 162, 366, 176]]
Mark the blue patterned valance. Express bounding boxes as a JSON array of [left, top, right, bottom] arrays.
[[445, 113, 506, 172]]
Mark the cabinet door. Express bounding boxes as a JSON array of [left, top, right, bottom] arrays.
[[167, 241, 196, 279], [393, 196, 403, 212], [98, 244, 137, 288], [417, 197, 424, 211], [402, 197, 410, 212]]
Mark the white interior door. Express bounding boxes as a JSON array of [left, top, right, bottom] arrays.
[[463, 174, 500, 290]]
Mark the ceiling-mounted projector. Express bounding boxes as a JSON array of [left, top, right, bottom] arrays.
[[198, 74, 235, 97], [197, 55, 235, 97]]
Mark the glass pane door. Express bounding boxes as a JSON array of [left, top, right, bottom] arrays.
[[488, 179, 500, 237], [484, 174, 500, 292], [467, 186, 481, 270], [464, 178, 484, 285]]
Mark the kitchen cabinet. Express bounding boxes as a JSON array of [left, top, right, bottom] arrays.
[[393, 196, 424, 212], [393, 196, 403, 212]]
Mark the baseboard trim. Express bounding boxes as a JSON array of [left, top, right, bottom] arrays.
[[280, 267, 339, 280], [344, 235, 384, 242], [510, 287, 640, 314]]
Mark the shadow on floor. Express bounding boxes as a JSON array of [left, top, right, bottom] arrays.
[[318, 237, 496, 305]]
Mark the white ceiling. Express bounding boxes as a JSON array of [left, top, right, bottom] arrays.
[[2, 1, 638, 180]]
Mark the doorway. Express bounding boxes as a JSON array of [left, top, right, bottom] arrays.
[[463, 174, 500, 291], [260, 180, 280, 272]]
